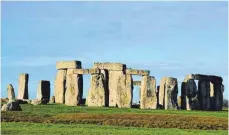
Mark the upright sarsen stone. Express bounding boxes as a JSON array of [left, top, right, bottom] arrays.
[[88, 70, 108, 107], [7, 84, 15, 100], [37, 80, 50, 103], [140, 76, 157, 109], [198, 80, 211, 110], [116, 74, 133, 108], [65, 69, 83, 106], [159, 77, 178, 110], [17, 73, 29, 99], [54, 70, 67, 103]]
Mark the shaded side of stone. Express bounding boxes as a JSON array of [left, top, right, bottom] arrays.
[[37, 80, 50, 104], [198, 80, 211, 110]]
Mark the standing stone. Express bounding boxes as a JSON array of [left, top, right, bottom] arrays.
[[88, 70, 108, 107], [181, 79, 197, 110], [159, 77, 178, 110], [198, 80, 211, 110], [140, 76, 157, 109], [54, 70, 67, 103], [158, 77, 166, 108], [210, 81, 224, 111], [108, 70, 124, 107], [65, 69, 83, 106], [7, 84, 15, 100], [116, 74, 133, 108], [37, 80, 50, 104], [17, 73, 29, 99]]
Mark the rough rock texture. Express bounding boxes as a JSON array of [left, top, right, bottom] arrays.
[[177, 96, 182, 109], [108, 70, 124, 107], [49, 96, 55, 104], [69, 68, 100, 75], [54, 70, 67, 103], [198, 80, 211, 110], [133, 81, 141, 86], [140, 76, 157, 109], [2, 101, 22, 111], [31, 99, 42, 105], [56, 61, 82, 70], [7, 84, 15, 100], [210, 81, 223, 110], [88, 70, 108, 107], [37, 80, 50, 104], [17, 73, 29, 99], [181, 79, 197, 110], [159, 77, 178, 110], [116, 74, 133, 108], [126, 69, 150, 76], [65, 69, 83, 106], [93, 62, 126, 71]]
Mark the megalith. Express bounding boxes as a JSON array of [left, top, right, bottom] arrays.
[[65, 69, 83, 106], [7, 84, 15, 100], [17, 73, 29, 99], [159, 77, 178, 110], [181, 77, 197, 110], [37, 80, 50, 104], [140, 76, 157, 109], [116, 74, 133, 108], [54, 70, 67, 103], [88, 69, 108, 107], [198, 80, 211, 110]]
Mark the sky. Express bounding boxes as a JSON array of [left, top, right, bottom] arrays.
[[1, 1, 228, 102]]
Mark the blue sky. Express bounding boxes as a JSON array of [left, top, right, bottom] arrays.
[[1, 2, 228, 102]]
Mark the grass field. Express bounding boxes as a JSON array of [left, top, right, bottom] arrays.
[[1, 103, 228, 135]]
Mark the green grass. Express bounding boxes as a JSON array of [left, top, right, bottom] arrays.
[[1, 122, 228, 135], [19, 104, 228, 118]]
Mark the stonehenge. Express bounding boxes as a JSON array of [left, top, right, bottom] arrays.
[[181, 74, 224, 111], [4, 60, 225, 111]]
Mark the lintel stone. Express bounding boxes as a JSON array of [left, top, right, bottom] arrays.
[[56, 61, 81, 70], [93, 62, 126, 71], [126, 69, 150, 76]]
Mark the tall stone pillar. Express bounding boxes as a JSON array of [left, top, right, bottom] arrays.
[[198, 80, 211, 110], [17, 73, 29, 99], [54, 70, 67, 103], [159, 77, 178, 110], [181, 79, 197, 110], [116, 74, 133, 108], [88, 70, 108, 107], [140, 76, 157, 109], [37, 80, 50, 103], [210, 80, 223, 111], [7, 84, 15, 100], [54, 61, 82, 104], [65, 69, 83, 106]]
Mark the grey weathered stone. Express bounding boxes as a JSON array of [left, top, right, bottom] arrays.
[[159, 77, 178, 110], [17, 73, 29, 99], [116, 74, 133, 108], [140, 76, 157, 109], [65, 69, 83, 106], [54, 70, 67, 103], [37, 80, 50, 104], [49, 96, 55, 104], [108, 70, 124, 107], [56, 61, 81, 70], [7, 84, 15, 100], [68, 68, 101, 75], [198, 80, 211, 110], [126, 69, 150, 76], [88, 70, 108, 107], [181, 79, 197, 110], [93, 62, 126, 71], [2, 101, 22, 111], [31, 99, 42, 105]]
